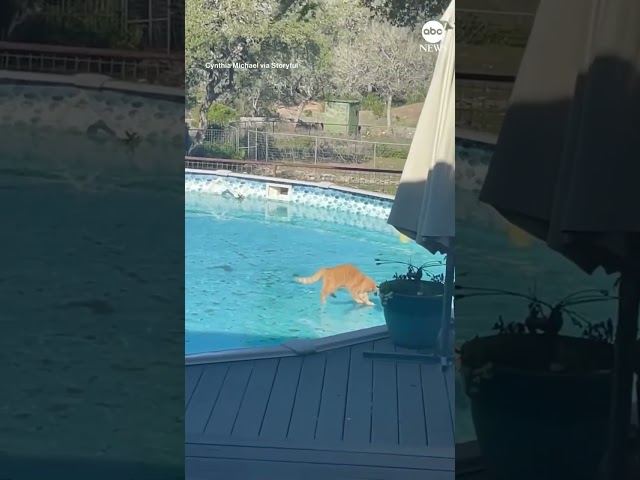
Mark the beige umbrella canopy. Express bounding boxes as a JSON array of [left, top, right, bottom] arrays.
[[479, 0, 640, 477], [386, 0, 455, 359], [387, 0, 454, 256]]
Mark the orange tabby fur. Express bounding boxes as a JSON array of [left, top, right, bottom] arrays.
[[295, 264, 378, 305]]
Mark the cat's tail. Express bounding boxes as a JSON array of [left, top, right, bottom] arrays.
[[294, 269, 325, 284]]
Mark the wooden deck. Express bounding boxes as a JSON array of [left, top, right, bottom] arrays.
[[185, 336, 455, 479]]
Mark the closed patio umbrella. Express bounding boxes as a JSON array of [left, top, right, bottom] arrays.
[[478, 0, 640, 477], [387, 0, 455, 358]]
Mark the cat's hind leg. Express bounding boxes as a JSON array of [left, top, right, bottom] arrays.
[[321, 283, 337, 304]]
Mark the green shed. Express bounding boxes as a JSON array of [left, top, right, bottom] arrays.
[[324, 100, 360, 135]]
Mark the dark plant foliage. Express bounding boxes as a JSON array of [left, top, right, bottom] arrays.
[[360, 0, 448, 27], [375, 258, 445, 283], [456, 285, 617, 343]]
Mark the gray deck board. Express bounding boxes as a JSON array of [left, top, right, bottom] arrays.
[[421, 363, 455, 446], [187, 440, 452, 469], [397, 359, 428, 446], [186, 456, 453, 480], [204, 361, 253, 436], [185, 365, 204, 411], [231, 358, 279, 438], [445, 366, 455, 427], [315, 346, 350, 442], [343, 341, 374, 445], [259, 355, 304, 440], [186, 364, 229, 433], [185, 333, 455, 479], [288, 352, 328, 440], [185, 439, 455, 472], [371, 338, 399, 444]]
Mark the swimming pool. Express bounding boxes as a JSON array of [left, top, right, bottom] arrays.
[[185, 176, 444, 355], [1, 77, 184, 469]]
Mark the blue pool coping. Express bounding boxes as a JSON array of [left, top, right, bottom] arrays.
[[455, 127, 497, 146], [185, 325, 390, 365], [185, 168, 395, 201]]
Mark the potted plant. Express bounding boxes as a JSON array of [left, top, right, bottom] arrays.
[[377, 258, 446, 349], [457, 284, 618, 480]]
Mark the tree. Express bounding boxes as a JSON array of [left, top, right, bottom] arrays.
[[239, 0, 371, 119], [185, 0, 330, 127], [264, 17, 335, 127], [0, 0, 41, 39], [274, 0, 448, 28], [185, 0, 261, 127], [359, 0, 448, 27], [186, 0, 438, 128], [333, 22, 435, 127]]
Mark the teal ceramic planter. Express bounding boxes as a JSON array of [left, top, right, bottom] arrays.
[[381, 291, 444, 349], [460, 334, 613, 480]]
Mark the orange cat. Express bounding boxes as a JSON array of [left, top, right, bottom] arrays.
[[295, 264, 378, 305]]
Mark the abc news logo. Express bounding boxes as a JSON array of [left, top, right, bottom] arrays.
[[423, 23, 445, 42], [420, 20, 449, 52]]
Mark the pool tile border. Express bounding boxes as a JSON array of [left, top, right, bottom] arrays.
[[185, 169, 395, 219]]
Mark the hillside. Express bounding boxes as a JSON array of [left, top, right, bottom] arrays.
[[275, 102, 422, 129]]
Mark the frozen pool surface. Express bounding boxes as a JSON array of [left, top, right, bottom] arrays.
[[185, 192, 442, 355]]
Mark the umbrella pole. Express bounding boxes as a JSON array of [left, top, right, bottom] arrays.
[[602, 270, 640, 479], [439, 244, 455, 361]]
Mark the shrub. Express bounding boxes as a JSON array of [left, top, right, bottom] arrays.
[[376, 144, 409, 159], [403, 91, 427, 105], [11, 9, 143, 49], [189, 143, 245, 160], [361, 93, 385, 118], [206, 104, 240, 127]]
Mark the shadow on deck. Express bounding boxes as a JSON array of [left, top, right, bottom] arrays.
[[185, 330, 455, 479]]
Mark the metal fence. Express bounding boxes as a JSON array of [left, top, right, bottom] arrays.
[[188, 127, 237, 146], [185, 157, 402, 195], [231, 119, 416, 142], [125, 0, 184, 53], [0, 41, 184, 86], [42, 0, 122, 23], [36, 0, 183, 53], [188, 128, 411, 169], [456, 72, 516, 135], [457, 6, 536, 47]]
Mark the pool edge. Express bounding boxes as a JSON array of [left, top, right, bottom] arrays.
[[185, 168, 396, 202], [455, 127, 498, 145], [0, 69, 183, 100], [185, 325, 389, 365]]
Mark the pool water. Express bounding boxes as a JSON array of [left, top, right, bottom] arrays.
[[185, 191, 443, 355], [1, 137, 183, 467]]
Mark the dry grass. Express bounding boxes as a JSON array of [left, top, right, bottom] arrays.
[[277, 103, 422, 129]]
